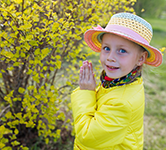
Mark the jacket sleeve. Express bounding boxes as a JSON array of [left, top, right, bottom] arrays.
[[71, 88, 132, 149]]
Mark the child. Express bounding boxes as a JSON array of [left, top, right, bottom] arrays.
[[71, 12, 162, 150]]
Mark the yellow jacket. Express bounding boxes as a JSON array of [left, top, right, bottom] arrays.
[[71, 77, 145, 150]]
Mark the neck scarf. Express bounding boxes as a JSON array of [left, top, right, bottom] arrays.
[[100, 66, 142, 88]]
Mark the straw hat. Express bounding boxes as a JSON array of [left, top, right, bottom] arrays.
[[84, 12, 163, 67]]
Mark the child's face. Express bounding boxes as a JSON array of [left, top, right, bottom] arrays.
[[100, 33, 147, 79]]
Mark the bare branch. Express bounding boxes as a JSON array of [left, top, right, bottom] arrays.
[[57, 85, 70, 91], [2, 37, 16, 47], [0, 105, 10, 118], [51, 68, 58, 86], [0, 87, 5, 97]]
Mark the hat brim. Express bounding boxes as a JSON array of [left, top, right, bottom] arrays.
[[84, 28, 163, 67]]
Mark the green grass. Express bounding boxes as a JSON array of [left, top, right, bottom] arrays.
[[142, 18, 166, 150]]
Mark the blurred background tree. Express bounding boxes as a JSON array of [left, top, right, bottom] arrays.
[[0, 0, 136, 149], [134, 0, 166, 18]]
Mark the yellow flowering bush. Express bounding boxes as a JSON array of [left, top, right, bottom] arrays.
[[0, 0, 136, 149]]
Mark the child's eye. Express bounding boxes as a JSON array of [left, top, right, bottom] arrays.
[[119, 49, 127, 53], [103, 46, 110, 51]]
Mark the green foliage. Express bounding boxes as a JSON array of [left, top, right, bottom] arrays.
[[133, 0, 166, 18], [0, 0, 136, 149]]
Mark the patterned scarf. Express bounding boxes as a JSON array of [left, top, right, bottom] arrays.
[[100, 66, 142, 88]]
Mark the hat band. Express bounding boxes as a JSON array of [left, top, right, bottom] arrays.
[[105, 25, 149, 45]]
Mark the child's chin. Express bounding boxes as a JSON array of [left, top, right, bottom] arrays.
[[106, 74, 121, 79], [106, 70, 128, 79], [106, 73, 126, 79]]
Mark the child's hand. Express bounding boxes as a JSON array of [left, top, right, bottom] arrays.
[[79, 60, 96, 91]]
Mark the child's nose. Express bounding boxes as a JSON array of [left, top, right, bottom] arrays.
[[107, 51, 116, 62]]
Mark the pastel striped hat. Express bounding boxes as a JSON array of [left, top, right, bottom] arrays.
[[84, 12, 163, 67]]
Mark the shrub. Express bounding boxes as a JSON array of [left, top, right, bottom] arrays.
[[0, 0, 136, 149]]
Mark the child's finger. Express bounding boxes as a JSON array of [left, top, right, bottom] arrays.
[[89, 62, 93, 73], [79, 66, 83, 80], [84, 62, 90, 81], [93, 73, 95, 80], [83, 60, 88, 65], [89, 64, 93, 81], [82, 65, 85, 80]]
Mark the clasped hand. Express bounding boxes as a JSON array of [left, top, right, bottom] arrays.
[[79, 60, 96, 91]]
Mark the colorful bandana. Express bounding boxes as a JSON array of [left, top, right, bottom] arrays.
[[100, 66, 142, 88]]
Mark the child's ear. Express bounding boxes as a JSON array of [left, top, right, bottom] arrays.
[[137, 51, 148, 66]]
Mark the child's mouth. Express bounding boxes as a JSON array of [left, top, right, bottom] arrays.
[[106, 65, 119, 70]]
